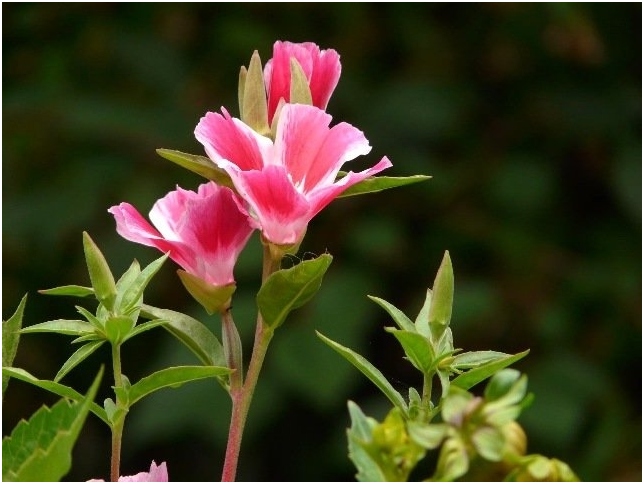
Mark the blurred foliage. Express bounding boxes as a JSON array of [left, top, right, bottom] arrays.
[[3, 3, 641, 481]]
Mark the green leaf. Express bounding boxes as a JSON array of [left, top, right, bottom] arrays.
[[346, 401, 386, 482], [428, 251, 454, 341], [338, 174, 431, 198], [54, 341, 104, 383], [21, 319, 96, 337], [127, 366, 231, 406], [316, 331, 408, 413], [156, 149, 234, 187], [452, 351, 510, 370], [75, 306, 103, 330], [258, 254, 333, 329], [368, 296, 415, 332], [2, 367, 108, 424], [452, 350, 529, 391], [471, 426, 505, 461], [414, 289, 433, 338], [484, 368, 522, 401], [407, 421, 448, 449], [38, 285, 94, 297], [104, 316, 135, 345], [3, 295, 27, 397], [82, 232, 117, 311], [122, 319, 167, 343], [386, 329, 435, 374], [2, 368, 102, 481], [432, 437, 469, 481], [119, 254, 168, 314], [141, 304, 225, 367], [289, 58, 313, 105]]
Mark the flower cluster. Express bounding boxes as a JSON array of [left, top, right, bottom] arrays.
[[110, 40, 391, 310]]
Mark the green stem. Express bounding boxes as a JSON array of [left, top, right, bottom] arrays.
[[422, 372, 433, 409], [221, 243, 281, 482], [110, 344, 124, 482]]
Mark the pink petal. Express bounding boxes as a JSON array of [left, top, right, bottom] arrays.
[[108, 202, 195, 272], [194, 109, 272, 171], [225, 164, 311, 245], [306, 156, 393, 219], [118, 461, 168, 482], [275, 104, 372, 193], [308, 47, 341, 110]]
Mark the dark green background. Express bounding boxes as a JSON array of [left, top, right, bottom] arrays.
[[3, 3, 641, 481]]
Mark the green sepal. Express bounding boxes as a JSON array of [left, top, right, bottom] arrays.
[[471, 426, 505, 462], [127, 365, 232, 407], [432, 436, 469, 481], [338, 173, 431, 198], [317, 331, 408, 414], [241, 50, 270, 136], [452, 350, 529, 391], [155, 149, 234, 187], [141, 304, 226, 368], [82, 232, 117, 311], [21, 320, 96, 337], [368, 295, 415, 332], [38, 286, 94, 298], [104, 316, 135, 345], [257, 254, 332, 329], [484, 368, 522, 402], [385, 328, 435, 374], [1, 367, 108, 424], [428, 251, 454, 341], [238, 65, 247, 117], [505, 455, 580, 482], [177, 270, 236, 315], [2, 368, 103, 482], [3, 294, 26, 397], [222, 313, 243, 389], [414, 289, 432, 337], [289, 58, 313, 105], [54, 341, 104, 383]]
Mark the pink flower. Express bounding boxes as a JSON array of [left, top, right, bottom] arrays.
[[88, 460, 168, 482], [108, 183, 253, 287], [195, 103, 392, 246], [264, 41, 341, 124]]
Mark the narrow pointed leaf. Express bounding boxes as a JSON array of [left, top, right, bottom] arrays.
[[347, 401, 386, 482], [386, 329, 435, 374], [258, 254, 332, 329], [128, 366, 231, 406], [2, 367, 108, 424], [104, 316, 135, 345], [75, 306, 103, 330], [113, 259, 141, 311], [338, 174, 431, 198], [21, 320, 96, 337], [122, 319, 167, 343], [368, 296, 415, 332], [120, 254, 168, 314], [289, 58, 313, 105], [428, 251, 454, 340], [156, 149, 234, 187], [38, 286, 94, 298], [54, 341, 104, 383], [2, 368, 102, 481], [452, 350, 530, 391], [452, 351, 510, 370], [141, 304, 225, 367], [317, 331, 407, 413], [3, 294, 27, 396]]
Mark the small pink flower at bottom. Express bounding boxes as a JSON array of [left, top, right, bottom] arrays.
[[88, 460, 168, 482], [195, 103, 392, 246], [108, 182, 254, 287]]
